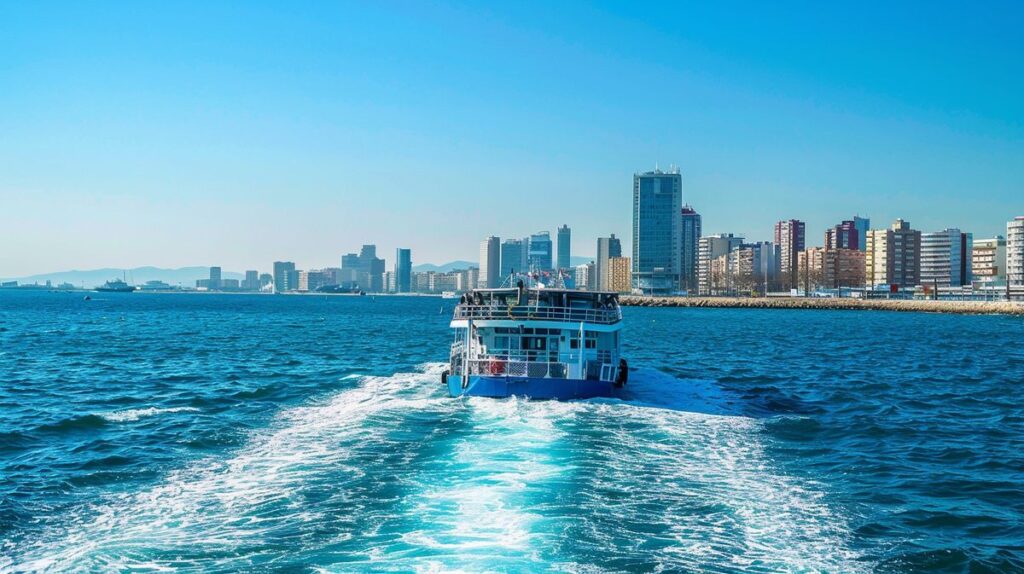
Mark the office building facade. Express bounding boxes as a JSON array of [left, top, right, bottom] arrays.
[[632, 169, 682, 293], [358, 245, 385, 292], [528, 231, 553, 272], [395, 248, 412, 293], [500, 238, 526, 279], [921, 229, 972, 287], [680, 205, 702, 292], [272, 261, 296, 293], [243, 270, 259, 290], [479, 236, 501, 288], [556, 225, 571, 270], [1009, 217, 1024, 287], [596, 234, 622, 292], [774, 219, 806, 289]]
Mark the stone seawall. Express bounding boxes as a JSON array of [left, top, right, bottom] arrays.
[[619, 296, 1024, 316]]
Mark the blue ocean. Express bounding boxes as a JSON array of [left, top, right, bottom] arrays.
[[1, 291, 1021, 573]]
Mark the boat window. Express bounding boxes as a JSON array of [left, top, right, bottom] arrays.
[[494, 336, 509, 350], [523, 337, 546, 350], [570, 339, 579, 349], [585, 339, 596, 349]]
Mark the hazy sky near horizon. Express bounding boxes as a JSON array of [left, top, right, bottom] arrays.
[[2, 1, 1023, 277]]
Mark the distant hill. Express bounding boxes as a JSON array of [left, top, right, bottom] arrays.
[[2, 267, 244, 288], [570, 256, 596, 266], [411, 260, 477, 273]]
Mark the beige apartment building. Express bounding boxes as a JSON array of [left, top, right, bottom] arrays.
[[865, 219, 921, 288], [607, 256, 632, 293], [798, 247, 866, 289]]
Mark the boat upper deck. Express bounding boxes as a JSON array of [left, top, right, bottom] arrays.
[[452, 287, 622, 325]]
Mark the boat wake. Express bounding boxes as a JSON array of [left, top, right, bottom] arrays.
[[4, 364, 867, 573]]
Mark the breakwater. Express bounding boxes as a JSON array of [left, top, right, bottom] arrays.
[[620, 296, 1024, 316]]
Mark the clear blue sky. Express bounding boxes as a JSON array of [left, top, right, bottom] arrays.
[[2, 1, 1022, 276]]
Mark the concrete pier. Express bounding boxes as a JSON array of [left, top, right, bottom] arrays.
[[620, 296, 1024, 316]]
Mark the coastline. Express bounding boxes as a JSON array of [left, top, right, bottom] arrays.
[[620, 296, 1024, 316]]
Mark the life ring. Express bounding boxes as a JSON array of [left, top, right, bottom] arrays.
[[488, 359, 506, 375]]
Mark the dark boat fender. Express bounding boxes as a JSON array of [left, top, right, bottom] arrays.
[[615, 359, 629, 387], [441, 369, 450, 386]]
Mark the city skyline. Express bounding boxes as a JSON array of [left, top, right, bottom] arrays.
[[3, 3, 1023, 277]]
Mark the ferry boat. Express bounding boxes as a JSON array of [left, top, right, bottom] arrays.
[[444, 280, 627, 400]]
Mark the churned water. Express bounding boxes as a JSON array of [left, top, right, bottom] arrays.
[[1, 291, 1022, 573]]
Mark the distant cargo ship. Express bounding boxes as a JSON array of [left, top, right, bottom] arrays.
[[95, 279, 136, 293]]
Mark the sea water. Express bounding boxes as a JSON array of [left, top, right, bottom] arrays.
[[0, 291, 1021, 573]]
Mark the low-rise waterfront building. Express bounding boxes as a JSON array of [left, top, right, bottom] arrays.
[[798, 247, 866, 290], [697, 234, 744, 295], [972, 237, 1006, 285], [575, 262, 594, 291]]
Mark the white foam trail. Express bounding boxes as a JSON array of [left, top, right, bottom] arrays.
[[8, 365, 448, 573], [99, 406, 200, 423], [399, 397, 578, 573]]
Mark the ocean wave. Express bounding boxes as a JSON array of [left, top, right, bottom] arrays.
[[99, 407, 200, 423], [8, 364, 867, 573], [9, 366, 449, 572]]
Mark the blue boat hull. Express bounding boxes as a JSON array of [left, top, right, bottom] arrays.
[[447, 374, 617, 400]]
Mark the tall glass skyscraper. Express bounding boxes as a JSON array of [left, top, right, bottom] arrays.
[[500, 239, 526, 279], [528, 231, 553, 272], [556, 225, 571, 270], [632, 168, 682, 294], [680, 205, 702, 292], [394, 248, 412, 293]]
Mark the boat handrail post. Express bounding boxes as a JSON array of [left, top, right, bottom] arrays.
[[578, 321, 585, 378], [464, 318, 472, 381]]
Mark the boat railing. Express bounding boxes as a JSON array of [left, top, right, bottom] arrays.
[[453, 304, 621, 324], [465, 358, 569, 379], [462, 356, 619, 382]]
